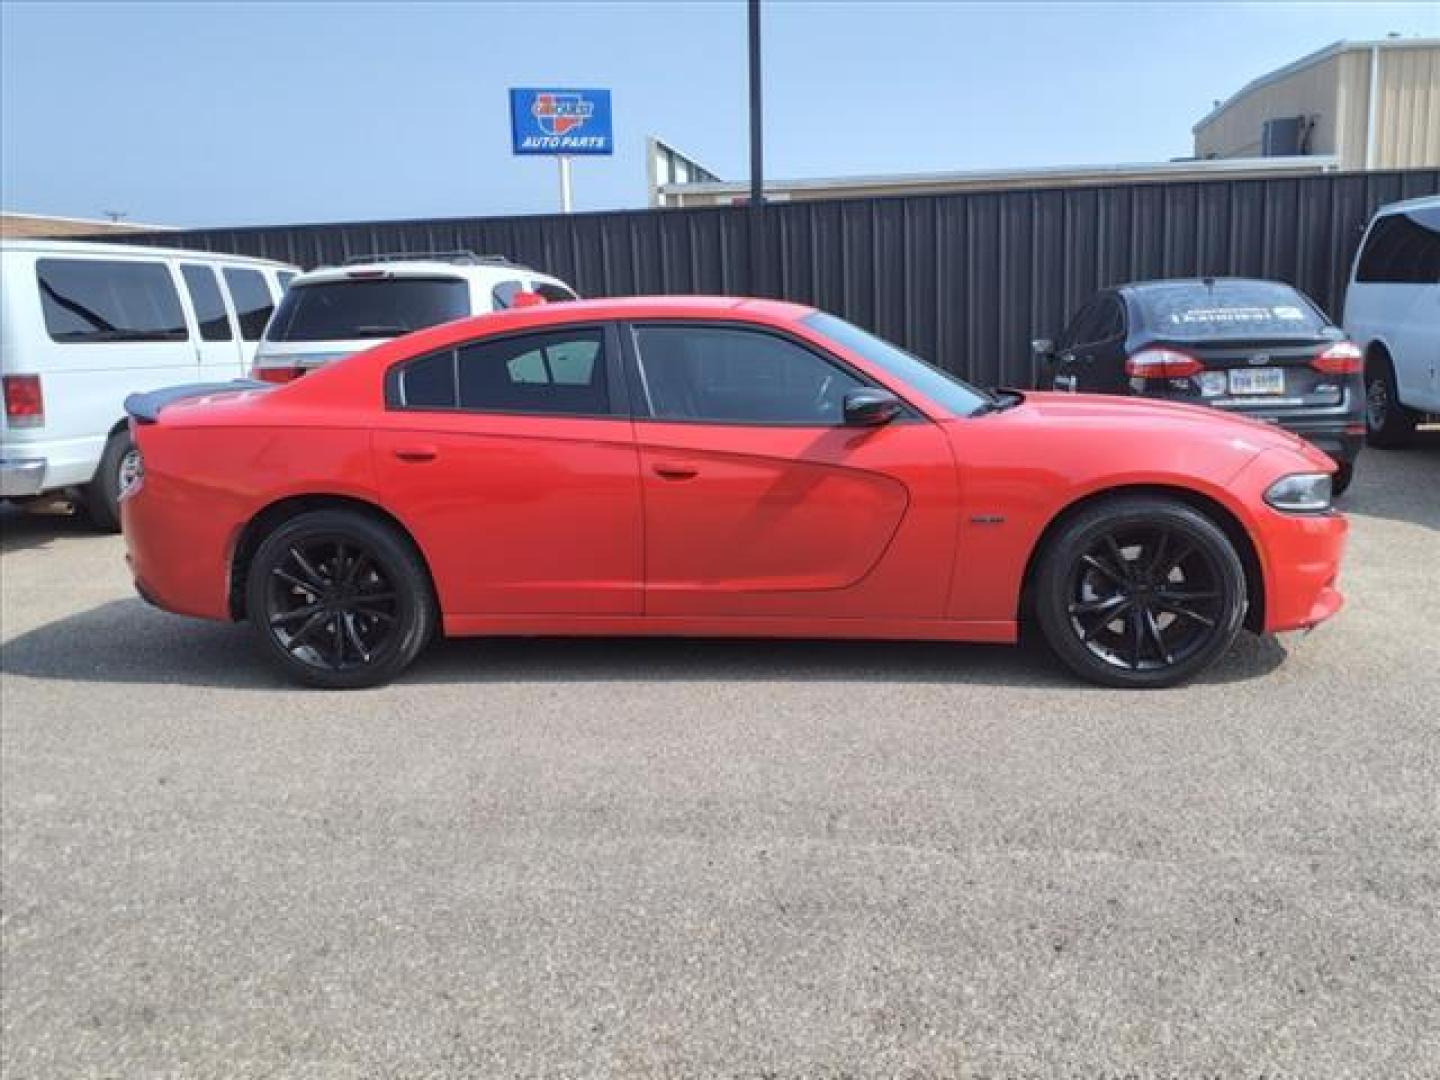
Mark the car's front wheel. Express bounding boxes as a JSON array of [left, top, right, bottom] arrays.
[[245, 509, 435, 689], [1033, 497, 1248, 688]]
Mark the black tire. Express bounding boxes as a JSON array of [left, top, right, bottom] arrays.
[[245, 509, 435, 689], [1364, 349, 1417, 448], [82, 428, 140, 532], [1033, 497, 1248, 689], [1331, 462, 1354, 498]]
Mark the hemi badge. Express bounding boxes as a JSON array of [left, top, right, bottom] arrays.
[[970, 515, 1005, 525]]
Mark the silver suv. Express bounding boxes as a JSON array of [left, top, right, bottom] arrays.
[[251, 251, 578, 383]]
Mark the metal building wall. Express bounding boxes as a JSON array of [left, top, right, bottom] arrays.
[[107, 168, 1440, 387]]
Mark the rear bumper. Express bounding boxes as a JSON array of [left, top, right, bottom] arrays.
[[0, 458, 46, 499], [1275, 422, 1363, 466], [120, 475, 235, 621]]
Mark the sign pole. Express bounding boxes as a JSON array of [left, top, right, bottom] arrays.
[[748, 0, 764, 206], [558, 155, 573, 214]]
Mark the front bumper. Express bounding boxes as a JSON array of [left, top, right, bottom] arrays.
[[0, 458, 46, 499]]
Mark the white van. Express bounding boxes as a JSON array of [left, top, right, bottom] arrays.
[[250, 251, 577, 383], [1, 240, 297, 528], [1343, 195, 1440, 447]]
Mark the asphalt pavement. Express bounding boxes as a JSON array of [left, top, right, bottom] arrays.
[[2, 435, 1438, 1079]]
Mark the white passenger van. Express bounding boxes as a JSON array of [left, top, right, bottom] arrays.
[[250, 251, 577, 383], [1343, 195, 1440, 447], [1, 240, 297, 528]]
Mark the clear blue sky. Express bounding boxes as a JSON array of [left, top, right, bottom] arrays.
[[2, 1, 1436, 227]]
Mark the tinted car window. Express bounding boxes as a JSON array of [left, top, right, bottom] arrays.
[[533, 282, 578, 302], [36, 258, 187, 343], [1133, 281, 1327, 339], [277, 271, 297, 290], [1356, 208, 1440, 284], [396, 350, 458, 408], [1093, 297, 1125, 341], [1058, 299, 1102, 350], [181, 264, 233, 342], [634, 325, 862, 424], [267, 278, 470, 342], [223, 268, 276, 341], [802, 312, 990, 418], [491, 280, 526, 309], [454, 328, 608, 415]]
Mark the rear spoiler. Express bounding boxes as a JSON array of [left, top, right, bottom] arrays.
[[124, 380, 271, 425]]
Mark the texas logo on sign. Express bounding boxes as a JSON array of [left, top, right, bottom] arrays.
[[510, 88, 613, 156]]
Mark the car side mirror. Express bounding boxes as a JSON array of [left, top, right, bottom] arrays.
[[1031, 337, 1055, 360], [843, 388, 903, 426]]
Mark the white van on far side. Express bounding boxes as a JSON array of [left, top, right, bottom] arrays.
[[1, 240, 297, 528], [1343, 195, 1440, 447]]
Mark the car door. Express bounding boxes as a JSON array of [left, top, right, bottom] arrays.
[[179, 263, 244, 378], [625, 320, 958, 620], [371, 322, 643, 616], [221, 266, 279, 370], [1057, 294, 1127, 392]]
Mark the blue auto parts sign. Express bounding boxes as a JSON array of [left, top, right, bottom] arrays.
[[510, 88, 613, 155]]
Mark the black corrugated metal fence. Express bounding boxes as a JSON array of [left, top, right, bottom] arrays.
[[104, 169, 1439, 386]]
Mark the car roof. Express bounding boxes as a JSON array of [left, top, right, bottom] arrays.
[[292, 260, 568, 286], [0, 237, 292, 268], [1117, 276, 1301, 295], [477, 294, 817, 322], [1371, 194, 1439, 216]]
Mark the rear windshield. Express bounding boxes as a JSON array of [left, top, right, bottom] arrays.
[[1134, 281, 1327, 339], [265, 277, 470, 342]]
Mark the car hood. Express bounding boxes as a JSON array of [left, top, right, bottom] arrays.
[[1001, 391, 1335, 469]]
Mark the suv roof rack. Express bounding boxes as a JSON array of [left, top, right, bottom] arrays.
[[341, 250, 531, 269]]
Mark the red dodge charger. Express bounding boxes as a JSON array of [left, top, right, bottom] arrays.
[[121, 296, 1346, 689]]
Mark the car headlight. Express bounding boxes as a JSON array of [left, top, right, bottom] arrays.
[[1264, 473, 1332, 513]]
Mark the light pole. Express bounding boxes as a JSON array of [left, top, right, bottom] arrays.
[[748, 0, 764, 206]]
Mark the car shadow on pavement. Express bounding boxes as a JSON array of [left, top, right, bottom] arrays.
[[1339, 428, 1440, 531], [0, 597, 1288, 691], [0, 505, 96, 555]]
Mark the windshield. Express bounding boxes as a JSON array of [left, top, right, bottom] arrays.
[[265, 277, 470, 342], [803, 312, 991, 418], [1134, 281, 1327, 340]]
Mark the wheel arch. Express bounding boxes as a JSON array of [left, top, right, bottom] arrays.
[[227, 493, 438, 621], [1018, 483, 1266, 635]]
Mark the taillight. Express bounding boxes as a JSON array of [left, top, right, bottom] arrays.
[[1125, 347, 1204, 379], [251, 366, 303, 384], [3, 374, 44, 427], [1311, 342, 1362, 376]]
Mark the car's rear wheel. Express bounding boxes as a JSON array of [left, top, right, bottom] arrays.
[[82, 428, 139, 532], [1034, 497, 1247, 689], [1364, 349, 1417, 448], [245, 509, 435, 689]]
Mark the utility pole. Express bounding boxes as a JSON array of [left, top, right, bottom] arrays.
[[747, 0, 764, 206]]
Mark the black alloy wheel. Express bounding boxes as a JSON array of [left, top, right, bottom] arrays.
[[246, 510, 434, 688], [1035, 497, 1247, 688]]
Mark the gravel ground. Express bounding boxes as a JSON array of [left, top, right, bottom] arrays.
[[2, 436, 1438, 1080]]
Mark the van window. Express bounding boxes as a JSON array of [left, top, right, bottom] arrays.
[[36, 258, 187, 343], [1356, 208, 1440, 285], [277, 271, 297, 291], [223, 267, 276, 341], [266, 278, 470, 342], [492, 280, 527, 309], [181, 264, 234, 342]]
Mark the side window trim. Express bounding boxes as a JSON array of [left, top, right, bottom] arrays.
[[384, 322, 628, 419], [620, 319, 913, 427]]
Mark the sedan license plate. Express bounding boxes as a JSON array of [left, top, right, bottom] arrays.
[[1228, 367, 1285, 395]]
